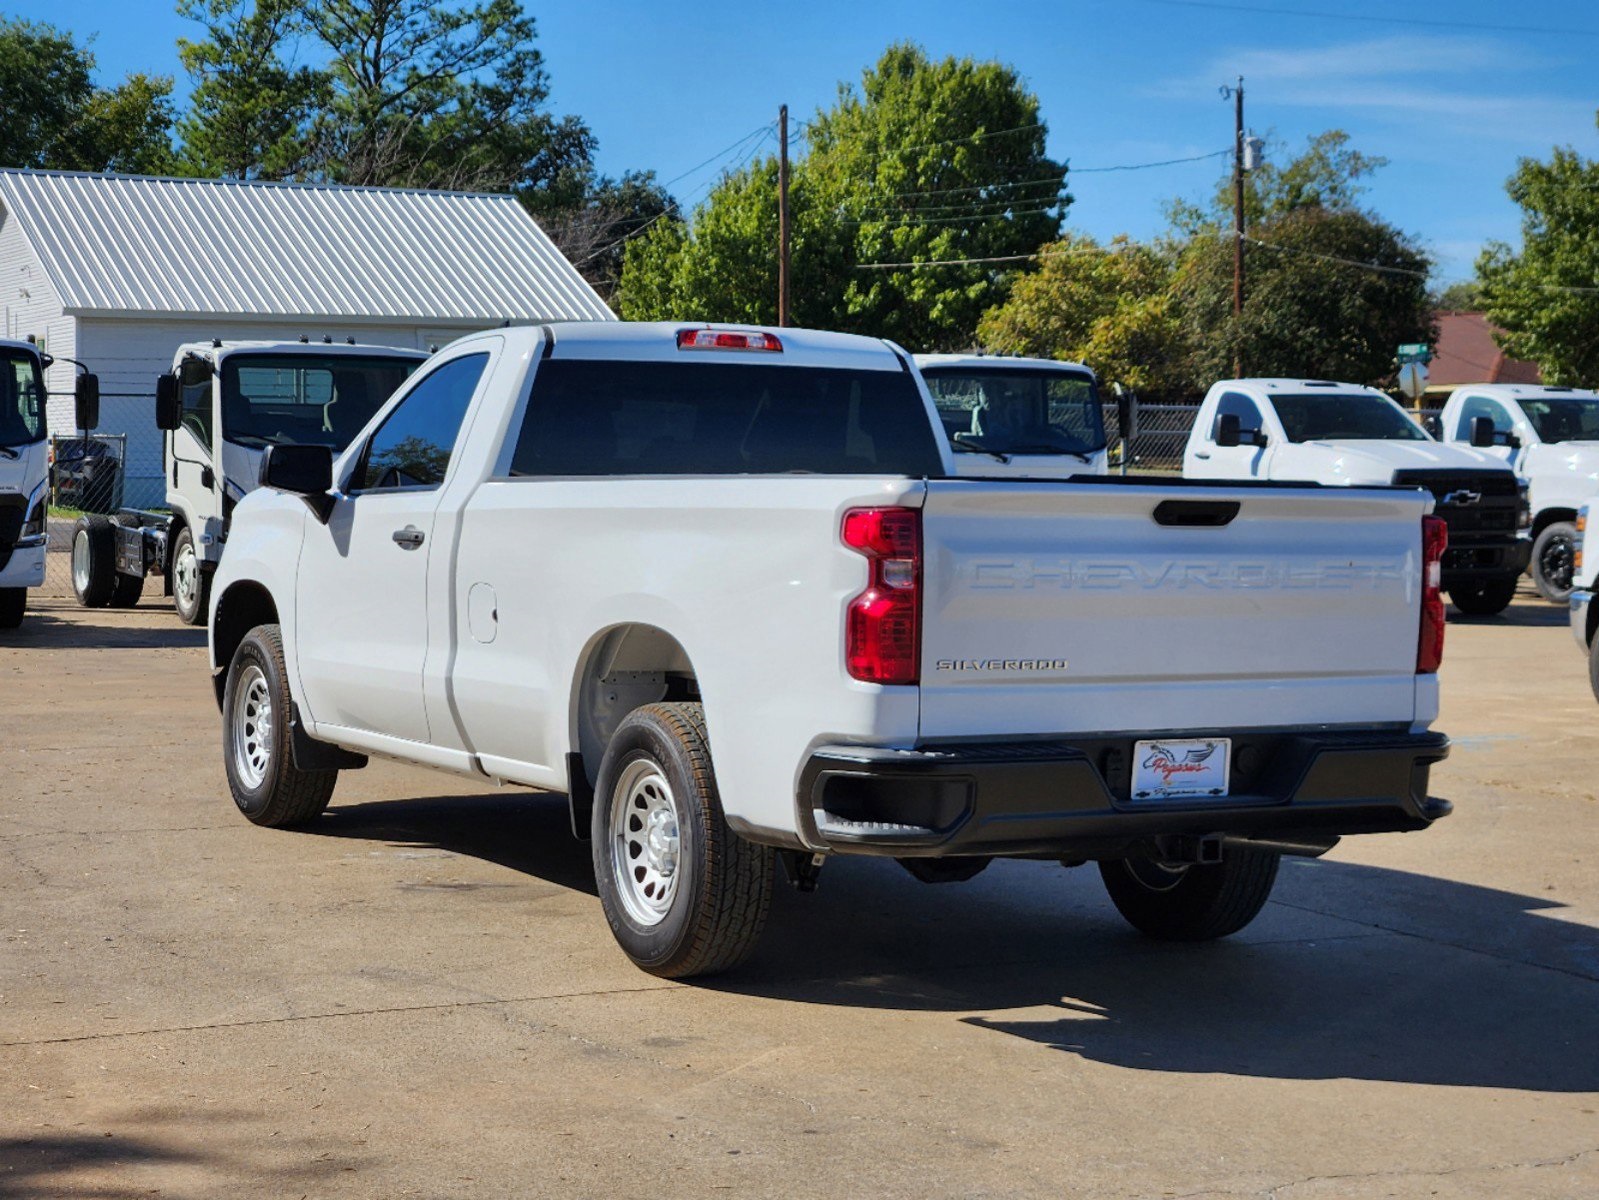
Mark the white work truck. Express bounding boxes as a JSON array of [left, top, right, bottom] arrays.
[[209, 323, 1453, 978], [70, 340, 426, 621], [914, 353, 1109, 477], [1184, 378, 1529, 615], [1435, 383, 1599, 603], [0, 338, 98, 629]]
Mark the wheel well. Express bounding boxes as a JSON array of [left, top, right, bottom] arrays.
[[571, 624, 699, 791], [211, 582, 279, 708], [1533, 508, 1578, 537]]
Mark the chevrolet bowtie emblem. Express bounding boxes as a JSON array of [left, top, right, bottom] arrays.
[[1442, 489, 1482, 505]]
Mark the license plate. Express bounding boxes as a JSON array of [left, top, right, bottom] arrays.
[[1132, 737, 1231, 801]]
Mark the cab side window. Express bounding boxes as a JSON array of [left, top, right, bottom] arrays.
[[1213, 392, 1265, 440], [1455, 396, 1513, 440], [356, 353, 488, 491], [179, 361, 213, 446]]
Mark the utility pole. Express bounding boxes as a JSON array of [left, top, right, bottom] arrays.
[[777, 104, 791, 327], [1231, 76, 1245, 376]]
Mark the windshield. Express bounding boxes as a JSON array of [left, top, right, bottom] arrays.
[[922, 367, 1105, 456], [1519, 397, 1599, 443], [1270, 393, 1428, 443], [0, 350, 46, 448], [220, 354, 420, 450]]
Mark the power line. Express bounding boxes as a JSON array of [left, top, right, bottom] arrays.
[[658, 123, 774, 190], [1073, 148, 1232, 173], [841, 203, 1066, 227], [1139, 0, 1599, 37], [1243, 235, 1429, 278], [855, 242, 1142, 270]]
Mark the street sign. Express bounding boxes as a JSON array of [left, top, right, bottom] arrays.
[[1398, 343, 1432, 365], [1398, 361, 1428, 401]]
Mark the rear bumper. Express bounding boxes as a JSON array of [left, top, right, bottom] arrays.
[[1571, 589, 1593, 650], [800, 728, 1451, 858]]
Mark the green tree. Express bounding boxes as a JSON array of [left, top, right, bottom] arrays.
[[1172, 130, 1431, 383], [1433, 279, 1482, 311], [0, 18, 175, 172], [535, 170, 676, 302], [976, 235, 1190, 398], [617, 43, 1066, 348], [302, 0, 588, 194], [1477, 143, 1599, 385], [177, 0, 327, 179]]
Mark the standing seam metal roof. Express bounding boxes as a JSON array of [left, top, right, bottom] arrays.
[[0, 168, 615, 323]]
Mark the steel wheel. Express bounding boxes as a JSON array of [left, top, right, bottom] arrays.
[[1540, 534, 1573, 593], [229, 663, 273, 791], [609, 758, 682, 927], [71, 529, 91, 595], [174, 538, 200, 613]]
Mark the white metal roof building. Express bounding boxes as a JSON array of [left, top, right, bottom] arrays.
[[0, 168, 613, 504]]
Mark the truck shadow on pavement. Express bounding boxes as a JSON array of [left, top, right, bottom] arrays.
[[306, 791, 1599, 1094], [0, 608, 207, 650], [717, 854, 1599, 1095], [1447, 599, 1568, 627], [311, 792, 600, 897]]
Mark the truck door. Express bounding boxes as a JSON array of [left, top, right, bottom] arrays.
[[293, 351, 489, 745], [1450, 395, 1522, 473], [170, 357, 219, 526], [1191, 392, 1271, 480]]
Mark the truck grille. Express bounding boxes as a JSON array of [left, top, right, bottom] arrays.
[[1391, 470, 1519, 537]]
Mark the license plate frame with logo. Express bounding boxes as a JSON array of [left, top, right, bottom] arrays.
[[1131, 737, 1232, 801]]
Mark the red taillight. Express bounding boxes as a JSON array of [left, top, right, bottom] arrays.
[[1418, 514, 1448, 673], [676, 327, 783, 352], [842, 507, 920, 684]]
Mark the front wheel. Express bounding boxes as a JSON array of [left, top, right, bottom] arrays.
[[0, 587, 24, 629], [1099, 846, 1280, 941], [222, 623, 336, 827], [1447, 574, 1519, 616], [171, 526, 209, 625], [1531, 521, 1578, 604], [592, 702, 774, 978]]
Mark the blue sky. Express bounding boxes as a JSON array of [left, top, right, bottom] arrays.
[[22, 0, 1599, 283]]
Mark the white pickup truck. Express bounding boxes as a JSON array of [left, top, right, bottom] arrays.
[[1435, 383, 1599, 603], [0, 337, 98, 629], [71, 339, 426, 622], [209, 323, 1453, 978], [914, 353, 1109, 477], [1184, 378, 1529, 615]]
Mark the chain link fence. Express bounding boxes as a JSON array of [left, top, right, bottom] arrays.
[[43, 390, 166, 596]]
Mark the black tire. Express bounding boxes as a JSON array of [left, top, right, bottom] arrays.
[[171, 526, 209, 625], [1588, 627, 1599, 707], [222, 623, 336, 828], [1447, 573, 1519, 616], [108, 570, 144, 609], [1531, 521, 1578, 604], [0, 587, 24, 629], [1099, 846, 1280, 941], [71, 515, 118, 608], [592, 702, 773, 978]]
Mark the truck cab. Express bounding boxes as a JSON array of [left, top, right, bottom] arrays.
[[1185, 378, 1530, 615], [71, 339, 427, 622], [0, 338, 98, 630], [1435, 383, 1599, 603], [914, 354, 1109, 478]]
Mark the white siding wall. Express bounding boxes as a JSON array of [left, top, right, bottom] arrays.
[[76, 317, 481, 507], [0, 202, 77, 433]]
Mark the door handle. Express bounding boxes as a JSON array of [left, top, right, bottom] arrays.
[[1194, 451, 1211, 459], [392, 526, 425, 548]]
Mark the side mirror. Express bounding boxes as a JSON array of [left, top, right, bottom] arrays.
[[260, 443, 335, 523], [1115, 388, 1138, 441], [1469, 415, 1496, 448], [155, 375, 181, 431], [1506, 432, 1522, 450], [74, 373, 99, 432], [1215, 412, 1242, 448]]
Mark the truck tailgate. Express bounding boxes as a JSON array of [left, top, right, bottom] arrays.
[[919, 481, 1428, 738]]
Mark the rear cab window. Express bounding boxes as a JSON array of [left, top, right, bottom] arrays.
[[508, 358, 944, 477]]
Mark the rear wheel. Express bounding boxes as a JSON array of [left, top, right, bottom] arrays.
[[1587, 628, 1599, 706], [592, 702, 774, 978], [0, 587, 24, 629], [108, 570, 144, 609], [1531, 521, 1578, 604], [1447, 574, 1518, 616], [1099, 846, 1280, 941], [71, 515, 118, 608], [171, 526, 209, 625], [223, 623, 336, 827]]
